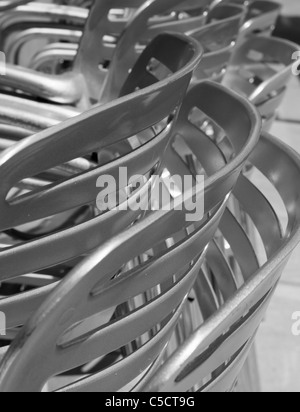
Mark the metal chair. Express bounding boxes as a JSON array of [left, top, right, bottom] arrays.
[[0, 2, 87, 58], [240, 0, 282, 38], [0, 0, 215, 111], [0, 0, 181, 107], [212, 0, 281, 36], [223, 35, 300, 130], [23, 0, 215, 74], [0, 18, 214, 133], [189, 3, 246, 83], [0, 0, 30, 12], [1, 0, 212, 67], [140, 132, 300, 393], [26, 0, 209, 74], [0, 2, 246, 141], [0, 1, 242, 130], [0, 80, 261, 392], [0, 178, 227, 392], [99, 1, 245, 102], [0, 32, 201, 334]]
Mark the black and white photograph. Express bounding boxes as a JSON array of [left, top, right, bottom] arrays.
[[0, 0, 299, 394]]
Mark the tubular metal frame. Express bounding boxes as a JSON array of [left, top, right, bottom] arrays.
[[223, 35, 300, 130]]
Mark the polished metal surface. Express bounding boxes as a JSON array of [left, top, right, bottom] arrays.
[[0, 1, 245, 128], [0, 80, 261, 392], [0, 0, 298, 394], [241, 0, 282, 37], [0, 0, 215, 115], [189, 3, 246, 83], [141, 132, 300, 392], [224, 35, 300, 129], [0, 0, 30, 12], [0, 32, 201, 333]]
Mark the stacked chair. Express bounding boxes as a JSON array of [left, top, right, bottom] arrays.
[[0, 1, 30, 12], [0, 0, 299, 393], [221, 0, 299, 130], [238, 0, 282, 38], [0, 32, 202, 317], [142, 132, 300, 392], [0, 0, 213, 68], [223, 35, 299, 130], [188, 3, 246, 83], [0, 80, 261, 391]]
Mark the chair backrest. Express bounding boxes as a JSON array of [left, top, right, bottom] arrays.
[[190, 3, 246, 51], [241, 0, 282, 38], [98, 0, 214, 102], [0, 0, 30, 12], [212, 0, 281, 39], [189, 3, 246, 82], [0, 80, 260, 341], [0, 80, 261, 392], [2, 0, 210, 64], [0, 32, 201, 326], [74, 0, 213, 104], [0, 3, 88, 53], [58, 0, 91, 6], [6, 27, 83, 67], [0, 0, 210, 106], [141, 132, 300, 392], [224, 35, 299, 127], [139, 0, 214, 41], [0, 28, 204, 132], [161, 81, 260, 220]]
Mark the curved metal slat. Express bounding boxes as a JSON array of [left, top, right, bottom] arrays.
[[201, 337, 255, 392], [143, 133, 300, 393], [0, 81, 261, 391], [58, 303, 184, 393], [219, 208, 260, 281], [234, 174, 283, 257], [206, 239, 239, 301], [172, 290, 273, 392]]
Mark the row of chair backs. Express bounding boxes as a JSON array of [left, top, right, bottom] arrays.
[[190, 4, 246, 83], [0, 0, 284, 109], [0, 0, 220, 106], [140, 132, 300, 392], [0, 33, 201, 275], [76, 0, 212, 104], [0, 178, 227, 392], [224, 35, 299, 129], [241, 0, 282, 38], [0, 0, 30, 12], [26, 2, 246, 95]]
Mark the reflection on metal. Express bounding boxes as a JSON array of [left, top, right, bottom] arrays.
[[142, 133, 300, 392], [0, 312, 6, 336], [0, 81, 261, 392], [0, 0, 298, 394], [0, 51, 5, 75]]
